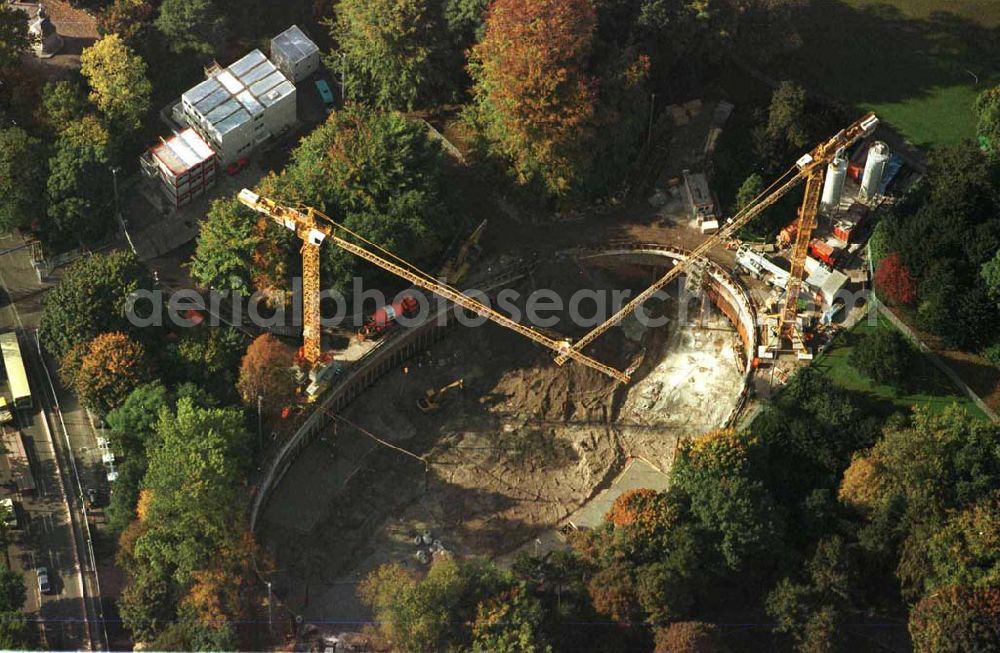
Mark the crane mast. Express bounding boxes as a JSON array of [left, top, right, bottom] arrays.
[[237, 190, 632, 384], [552, 112, 878, 366]]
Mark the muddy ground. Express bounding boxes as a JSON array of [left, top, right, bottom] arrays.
[[258, 258, 744, 623]]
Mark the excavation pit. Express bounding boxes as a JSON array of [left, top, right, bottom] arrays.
[[256, 249, 756, 623]]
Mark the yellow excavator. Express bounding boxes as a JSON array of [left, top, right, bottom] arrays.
[[417, 379, 464, 413]]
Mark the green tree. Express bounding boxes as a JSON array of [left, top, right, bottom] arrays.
[[0, 4, 30, 69], [468, 0, 597, 199], [672, 429, 782, 570], [268, 106, 451, 293], [40, 80, 88, 131], [909, 585, 1000, 653], [766, 537, 854, 653], [849, 327, 914, 388], [0, 567, 27, 649], [974, 85, 1000, 154], [753, 80, 809, 172], [134, 399, 250, 587], [80, 34, 153, 129], [155, 0, 227, 57], [733, 173, 764, 214], [166, 327, 247, 402], [188, 198, 261, 291], [39, 250, 152, 360], [860, 407, 1000, 597], [330, 0, 440, 110], [0, 127, 47, 233], [44, 115, 115, 244], [925, 491, 1000, 590], [360, 558, 509, 652], [982, 250, 1000, 308], [106, 382, 172, 459]]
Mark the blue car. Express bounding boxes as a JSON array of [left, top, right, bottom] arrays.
[[315, 80, 335, 113]]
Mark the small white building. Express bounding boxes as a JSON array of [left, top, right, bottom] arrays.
[[271, 25, 320, 83], [180, 49, 296, 164], [140, 128, 217, 209]]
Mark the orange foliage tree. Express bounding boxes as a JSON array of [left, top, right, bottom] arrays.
[[71, 331, 154, 414], [236, 334, 296, 415], [468, 0, 597, 198]]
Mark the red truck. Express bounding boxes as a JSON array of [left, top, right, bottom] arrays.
[[358, 295, 419, 342], [809, 239, 841, 268]]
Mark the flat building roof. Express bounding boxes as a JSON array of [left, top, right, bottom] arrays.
[[272, 25, 319, 63], [150, 128, 214, 175], [181, 49, 294, 137]]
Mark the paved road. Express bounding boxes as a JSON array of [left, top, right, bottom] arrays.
[[0, 231, 107, 650]]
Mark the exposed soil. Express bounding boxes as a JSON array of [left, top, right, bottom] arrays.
[[258, 258, 745, 623]]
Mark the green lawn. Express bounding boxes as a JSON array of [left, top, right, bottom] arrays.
[[777, 0, 1000, 148], [811, 312, 990, 420]]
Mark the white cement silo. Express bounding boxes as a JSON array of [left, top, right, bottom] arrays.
[[821, 155, 848, 209], [860, 142, 890, 201]]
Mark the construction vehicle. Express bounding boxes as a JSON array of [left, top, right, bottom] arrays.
[[438, 220, 487, 286], [358, 295, 420, 342], [416, 379, 464, 413], [237, 190, 630, 383], [552, 113, 879, 365]]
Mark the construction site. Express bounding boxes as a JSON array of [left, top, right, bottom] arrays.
[[243, 109, 909, 625]]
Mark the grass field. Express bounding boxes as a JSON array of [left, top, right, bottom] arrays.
[[811, 312, 990, 420], [777, 0, 1000, 148]]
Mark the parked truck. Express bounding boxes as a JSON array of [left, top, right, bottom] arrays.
[[358, 295, 420, 342]]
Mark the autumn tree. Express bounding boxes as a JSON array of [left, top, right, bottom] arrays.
[[329, 0, 441, 110], [96, 0, 156, 44], [471, 584, 551, 653], [71, 332, 155, 414], [0, 4, 30, 69], [236, 334, 296, 416], [468, 0, 597, 198], [925, 491, 1000, 590], [654, 621, 727, 653], [0, 127, 47, 232], [909, 585, 1000, 652], [40, 251, 153, 359], [874, 253, 917, 306], [81, 34, 152, 129]]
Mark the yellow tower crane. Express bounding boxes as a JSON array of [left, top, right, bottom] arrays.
[[237, 189, 631, 383], [552, 112, 879, 366]]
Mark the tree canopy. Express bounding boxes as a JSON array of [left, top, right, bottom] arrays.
[[468, 0, 597, 199], [0, 5, 30, 69], [39, 250, 153, 360], [849, 327, 914, 388], [80, 34, 152, 129], [69, 332, 155, 415], [0, 127, 47, 233], [155, 0, 228, 57], [236, 334, 296, 416], [329, 0, 441, 110]]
